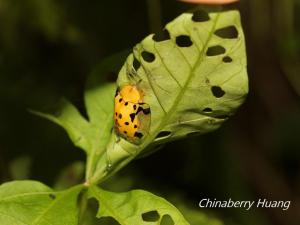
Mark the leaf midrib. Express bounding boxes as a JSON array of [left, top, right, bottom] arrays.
[[30, 185, 81, 225], [85, 99, 114, 181], [0, 192, 53, 202]]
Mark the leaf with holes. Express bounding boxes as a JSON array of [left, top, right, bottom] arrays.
[[88, 185, 189, 225], [0, 180, 83, 225], [92, 8, 248, 183]]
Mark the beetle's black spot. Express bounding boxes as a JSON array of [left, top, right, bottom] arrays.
[[133, 105, 137, 110], [141, 51, 155, 62], [134, 125, 138, 128], [130, 113, 136, 122], [214, 26, 238, 39], [49, 194, 56, 200], [125, 102, 128, 106], [155, 131, 172, 139], [161, 215, 174, 225], [223, 56, 232, 63], [142, 210, 160, 222], [125, 122, 129, 125], [133, 57, 141, 71], [211, 86, 225, 98], [118, 114, 122, 119], [153, 29, 170, 42], [143, 108, 151, 115], [119, 98, 123, 103], [192, 9, 210, 22], [206, 45, 226, 56], [203, 108, 212, 113], [115, 112, 118, 116], [124, 131, 127, 134], [176, 35, 193, 47], [134, 132, 143, 138]]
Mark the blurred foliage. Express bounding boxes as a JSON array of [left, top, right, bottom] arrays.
[[0, 0, 300, 225]]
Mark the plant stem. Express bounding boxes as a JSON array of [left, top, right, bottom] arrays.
[[78, 188, 88, 224]]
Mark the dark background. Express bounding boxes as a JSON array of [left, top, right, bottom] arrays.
[[0, 1, 299, 225]]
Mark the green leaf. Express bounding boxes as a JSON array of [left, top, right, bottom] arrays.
[[92, 8, 248, 183], [83, 51, 129, 180], [121, 8, 248, 147], [32, 50, 129, 181], [0, 180, 83, 225], [30, 99, 92, 153], [88, 185, 190, 225]]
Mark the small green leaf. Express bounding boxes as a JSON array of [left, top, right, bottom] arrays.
[[0, 180, 83, 225], [88, 185, 190, 225], [30, 99, 91, 153]]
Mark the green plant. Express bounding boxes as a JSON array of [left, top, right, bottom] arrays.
[[0, 7, 247, 225]]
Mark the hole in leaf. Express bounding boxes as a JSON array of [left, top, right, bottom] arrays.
[[214, 26, 238, 39], [81, 197, 122, 225], [142, 210, 160, 222], [203, 107, 213, 113], [133, 57, 141, 71], [155, 131, 172, 139], [49, 194, 56, 200], [161, 214, 174, 225], [153, 29, 171, 42], [206, 45, 226, 56], [192, 9, 210, 22], [223, 56, 232, 63], [211, 86, 225, 98], [176, 35, 193, 47], [141, 51, 155, 62], [99, 217, 121, 225]]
